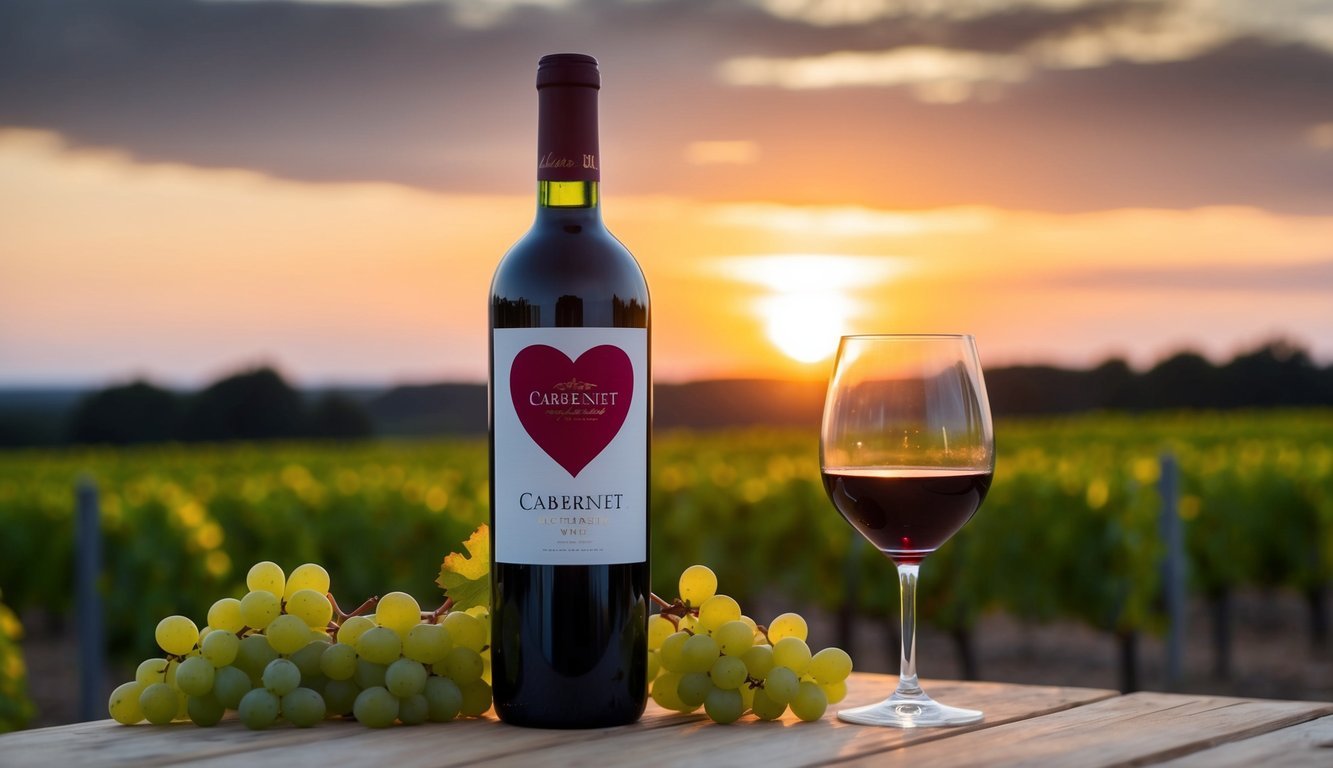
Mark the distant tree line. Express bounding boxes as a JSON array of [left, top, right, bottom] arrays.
[[66, 368, 372, 446], [985, 339, 1333, 415], [0, 339, 1329, 448]]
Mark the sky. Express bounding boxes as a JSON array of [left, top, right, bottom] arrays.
[[1, 0, 1331, 386]]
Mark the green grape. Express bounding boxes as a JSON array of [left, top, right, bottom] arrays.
[[323, 678, 360, 716], [353, 686, 399, 728], [704, 687, 744, 724], [739, 615, 758, 632], [767, 612, 808, 643], [337, 615, 376, 646], [356, 626, 402, 665], [175, 655, 216, 697], [289, 641, 327, 680], [403, 623, 451, 664], [646, 650, 661, 681], [235, 633, 279, 679], [265, 614, 310, 655], [201, 630, 239, 668], [772, 636, 812, 674], [709, 655, 748, 690], [286, 589, 334, 629], [284, 563, 330, 600], [320, 642, 357, 681], [742, 644, 775, 680], [281, 687, 326, 727], [238, 688, 280, 730], [207, 598, 244, 634], [441, 611, 486, 652], [789, 681, 828, 722], [213, 665, 251, 710], [354, 660, 387, 690], [821, 679, 848, 704], [187, 693, 225, 727], [739, 683, 755, 712], [385, 658, 428, 698], [262, 658, 301, 696], [458, 679, 492, 717], [135, 658, 171, 687], [808, 647, 853, 685], [108, 681, 144, 724], [763, 666, 799, 705], [424, 675, 463, 722], [698, 595, 741, 631], [650, 672, 687, 712], [175, 690, 189, 722], [155, 615, 199, 656], [443, 646, 483, 685], [677, 614, 698, 633], [680, 633, 720, 673], [239, 590, 280, 630], [139, 682, 178, 725], [659, 631, 689, 672], [677, 672, 711, 707], [376, 591, 421, 638], [397, 693, 429, 726], [246, 560, 286, 599], [309, 628, 333, 644], [647, 615, 675, 651], [679, 564, 717, 605], [751, 687, 786, 721], [714, 620, 755, 656]]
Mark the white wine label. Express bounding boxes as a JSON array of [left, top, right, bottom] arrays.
[[493, 327, 648, 565]]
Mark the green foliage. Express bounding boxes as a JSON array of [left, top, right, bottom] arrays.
[[0, 589, 33, 732], [0, 410, 1329, 664]]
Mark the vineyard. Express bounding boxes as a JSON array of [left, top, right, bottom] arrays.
[[0, 410, 1330, 705]]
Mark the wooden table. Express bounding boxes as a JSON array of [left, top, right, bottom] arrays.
[[4, 674, 1332, 766]]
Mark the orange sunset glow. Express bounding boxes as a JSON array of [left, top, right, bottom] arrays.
[[1, 0, 1331, 387]]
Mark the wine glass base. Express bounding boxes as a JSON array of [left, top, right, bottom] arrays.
[[838, 691, 983, 728]]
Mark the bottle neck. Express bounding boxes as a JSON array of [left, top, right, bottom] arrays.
[[539, 180, 599, 209]]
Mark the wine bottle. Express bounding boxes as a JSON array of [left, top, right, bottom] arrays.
[[488, 53, 650, 728]]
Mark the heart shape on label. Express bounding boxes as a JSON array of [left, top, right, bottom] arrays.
[[510, 344, 634, 477]]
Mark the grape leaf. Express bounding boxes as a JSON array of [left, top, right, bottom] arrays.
[[437, 524, 490, 611]]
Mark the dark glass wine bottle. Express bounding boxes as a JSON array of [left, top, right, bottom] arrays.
[[488, 53, 650, 728]]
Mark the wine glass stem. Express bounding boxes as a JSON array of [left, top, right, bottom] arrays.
[[896, 562, 924, 698]]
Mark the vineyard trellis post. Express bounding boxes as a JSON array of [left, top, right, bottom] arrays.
[[1159, 453, 1186, 689], [75, 476, 105, 722]]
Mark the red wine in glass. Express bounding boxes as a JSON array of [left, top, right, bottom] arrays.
[[821, 468, 992, 565], [820, 333, 995, 728]]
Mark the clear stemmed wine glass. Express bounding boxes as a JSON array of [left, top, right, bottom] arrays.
[[820, 334, 995, 727]]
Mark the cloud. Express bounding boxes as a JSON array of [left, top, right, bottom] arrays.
[[720, 47, 1031, 102], [1048, 258, 1333, 292], [1, 0, 1331, 213], [684, 140, 761, 165]]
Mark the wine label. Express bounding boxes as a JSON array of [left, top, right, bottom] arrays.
[[493, 327, 647, 565]]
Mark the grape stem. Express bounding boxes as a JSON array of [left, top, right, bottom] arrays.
[[427, 597, 455, 623], [329, 593, 380, 623]]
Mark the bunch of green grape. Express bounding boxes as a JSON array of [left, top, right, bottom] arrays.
[[107, 561, 492, 729], [648, 565, 852, 724]]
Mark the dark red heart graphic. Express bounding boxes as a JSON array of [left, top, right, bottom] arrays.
[[510, 344, 634, 477]]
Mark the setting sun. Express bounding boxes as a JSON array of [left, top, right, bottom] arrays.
[[719, 254, 903, 364]]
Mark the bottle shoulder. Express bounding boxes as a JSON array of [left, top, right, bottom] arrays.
[[492, 215, 648, 300]]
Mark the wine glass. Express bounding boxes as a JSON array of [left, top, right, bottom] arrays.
[[820, 334, 995, 727]]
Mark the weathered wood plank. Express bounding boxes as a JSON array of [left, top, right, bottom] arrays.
[[1154, 714, 1333, 767], [0, 676, 1115, 768], [831, 692, 1333, 767], [494, 678, 1116, 768]]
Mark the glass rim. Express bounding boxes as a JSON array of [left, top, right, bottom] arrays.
[[839, 333, 976, 341]]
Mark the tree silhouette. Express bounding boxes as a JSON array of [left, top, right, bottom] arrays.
[[67, 381, 180, 445], [178, 367, 305, 442]]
